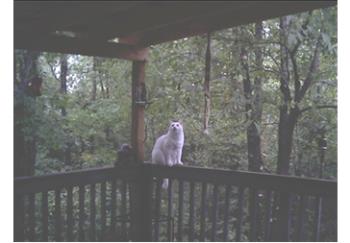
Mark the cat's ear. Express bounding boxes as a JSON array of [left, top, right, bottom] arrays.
[[171, 118, 182, 123]]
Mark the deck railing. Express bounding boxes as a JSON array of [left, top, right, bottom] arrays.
[[14, 163, 337, 241]]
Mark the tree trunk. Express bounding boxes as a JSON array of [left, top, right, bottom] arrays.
[[274, 15, 321, 241], [14, 50, 39, 177], [276, 13, 321, 173], [254, 22, 263, 127], [270, 14, 324, 240], [272, 105, 299, 241], [203, 33, 211, 134], [88, 57, 99, 153], [277, 106, 299, 174], [239, 36, 263, 173], [252, 21, 264, 240], [60, 54, 68, 116], [240, 22, 264, 240], [270, 17, 293, 241], [59, 54, 72, 165], [105, 77, 110, 99], [92, 57, 98, 101]]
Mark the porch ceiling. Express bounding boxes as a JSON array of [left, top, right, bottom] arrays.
[[14, 1, 336, 59]]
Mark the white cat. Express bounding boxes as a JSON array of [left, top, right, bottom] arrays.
[[152, 121, 184, 188]]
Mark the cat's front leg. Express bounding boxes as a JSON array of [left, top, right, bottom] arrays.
[[165, 152, 173, 166], [176, 148, 183, 166]]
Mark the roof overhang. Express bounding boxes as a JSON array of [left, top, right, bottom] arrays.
[[14, 1, 337, 60]]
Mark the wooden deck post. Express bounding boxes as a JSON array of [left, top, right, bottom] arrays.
[[131, 60, 146, 163], [130, 58, 152, 241], [14, 194, 25, 241], [130, 165, 153, 241]]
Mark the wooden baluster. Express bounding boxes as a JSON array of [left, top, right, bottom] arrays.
[[296, 195, 306, 241], [79, 185, 85, 241], [313, 196, 323, 241], [41, 192, 48, 242], [167, 178, 173, 241], [249, 188, 258, 241], [329, 197, 337, 241], [154, 178, 162, 241], [66, 187, 73, 241], [223, 185, 231, 241], [236, 187, 244, 242], [90, 184, 96, 241], [211, 184, 219, 241], [199, 182, 208, 241], [28, 194, 35, 241], [54, 189, 62, 241], [178, 180, 184, 241], [256, 190, 263, 241], [14, 194, 25, 241], [101, 182, 107, 240], [277, 191, 291, 241], [110, 180, 116, 239], [125, 182, 129, 240], [120, 180, 127, 240], [264, 190, 272, 241], [188, 182, 195, 241], [127, 182, 133, 240]]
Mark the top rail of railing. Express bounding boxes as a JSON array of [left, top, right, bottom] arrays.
[[14, 163, 337, 197]]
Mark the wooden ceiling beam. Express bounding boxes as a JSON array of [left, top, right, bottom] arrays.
[[14, 1, 336, 50], [14, 1, 138, 36], [119, 1, 336, 46], [14, 35, 148, 61], [81, 2, 237, 42], [15, 2, 234, 43]]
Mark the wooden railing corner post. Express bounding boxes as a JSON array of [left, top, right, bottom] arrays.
[[131, 59, 147, 164], [130, 165, 153, 241], [14, 192, 25, 242]]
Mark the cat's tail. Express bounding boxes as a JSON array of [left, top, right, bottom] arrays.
[[162, 178, 169, 189]]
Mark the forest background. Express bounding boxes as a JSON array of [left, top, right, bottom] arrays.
[[14, 7, 337, 180]]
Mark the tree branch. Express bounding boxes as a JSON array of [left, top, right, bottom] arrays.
[[290, 52, 300, 98], [264, 50, 281, 73], [250, 66, 280, 76], [279, 16, 292, 102], [299, 105, 337, 115], [289, 11, 312, 101], [289, 12, 312, 55], [46, 59, 60, 82], [295, 34, 322, 103], [240, 46, 252, 104], [262, 122, 279, 126]]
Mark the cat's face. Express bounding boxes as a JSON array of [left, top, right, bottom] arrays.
[[169, 121, 183, 134]]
